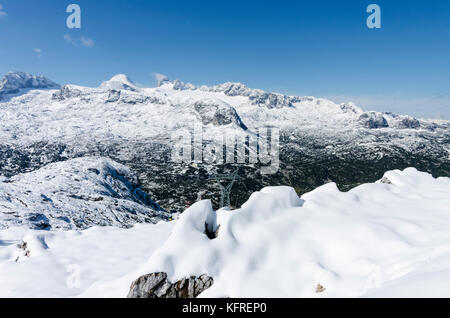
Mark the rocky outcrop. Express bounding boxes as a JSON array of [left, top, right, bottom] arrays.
[[127, 272, 214, 298], [393, 116, 421, 129], [193, 99, 248, 130], [52, 85, 82, 101], [248, 91, 294, 109], [202, 82, 294, 108], [379, 176, 393, 184], [106, 90, 121, 103], [0, 71, 59, 96], [358, 112, 389, 129]]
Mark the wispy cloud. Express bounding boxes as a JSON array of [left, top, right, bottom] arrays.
[[64, 34, 95, 48], [33, 48, 42, 58], [80, 37, 95, 47], [153, 73, 169, 86], [0, 4, 7, 17], [64, 34, 77, 46]]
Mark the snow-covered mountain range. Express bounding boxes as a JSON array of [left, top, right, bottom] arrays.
[[0, 71, 449, 212]]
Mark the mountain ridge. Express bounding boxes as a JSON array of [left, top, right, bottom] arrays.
[[0, 71, 59, 97]]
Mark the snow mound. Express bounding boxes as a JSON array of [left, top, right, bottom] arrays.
[[0, 71, 59, 96], [114, 168, 450, 298], [0, 157, 169, 230]]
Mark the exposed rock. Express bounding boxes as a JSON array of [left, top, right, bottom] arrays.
[[204, 82, 253, 96], [249, 91, 294, 109], [127, 272, 214, 298], [205, 223, 220, 240], [398, 116, 420, 129], [52, 85, 82, 101], [316, 283, 326, 293], [193, 99, 248, 130], [106, 90, 121, 103], [358, 112, 389, 129], [119, 93, 150, 105], [339, 102, 362, 114], [379, 177, 393, 184]]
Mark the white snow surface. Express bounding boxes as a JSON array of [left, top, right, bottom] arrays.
[[1, 167, 450, 298]]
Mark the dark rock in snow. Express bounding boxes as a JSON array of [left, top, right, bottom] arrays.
[[52, 85, 82, 101], [127, 272, 214, 298], [358, 112, 389, 129], [194, 99, 248, 130]]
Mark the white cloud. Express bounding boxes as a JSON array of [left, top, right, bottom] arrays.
[[153, 73, 169, 86], [80, 37, 95, 47], [64, 34, 95, 48], [64, 34, 74, 44], [33, 48, 42, 58], [0, 4, 7, 17]]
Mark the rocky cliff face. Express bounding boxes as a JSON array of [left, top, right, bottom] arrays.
[[194, 98, 248, 129]]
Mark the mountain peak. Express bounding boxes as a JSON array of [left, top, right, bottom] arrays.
[[0, 71, 59, 96], [100, 74, 137, 91]]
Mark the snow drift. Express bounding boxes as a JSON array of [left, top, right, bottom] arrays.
[[125, 168, 450, 298]]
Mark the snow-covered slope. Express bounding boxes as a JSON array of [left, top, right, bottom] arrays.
[[1, 168, 449, 297], [0, 157, 169, 230]]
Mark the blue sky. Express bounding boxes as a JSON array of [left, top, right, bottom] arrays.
[[0, 0, 449, 119]]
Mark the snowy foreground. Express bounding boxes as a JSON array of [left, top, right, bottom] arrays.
[[1, 168, 450, 298]]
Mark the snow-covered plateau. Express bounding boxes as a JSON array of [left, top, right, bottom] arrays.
[[0, 168, 449, 298]]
